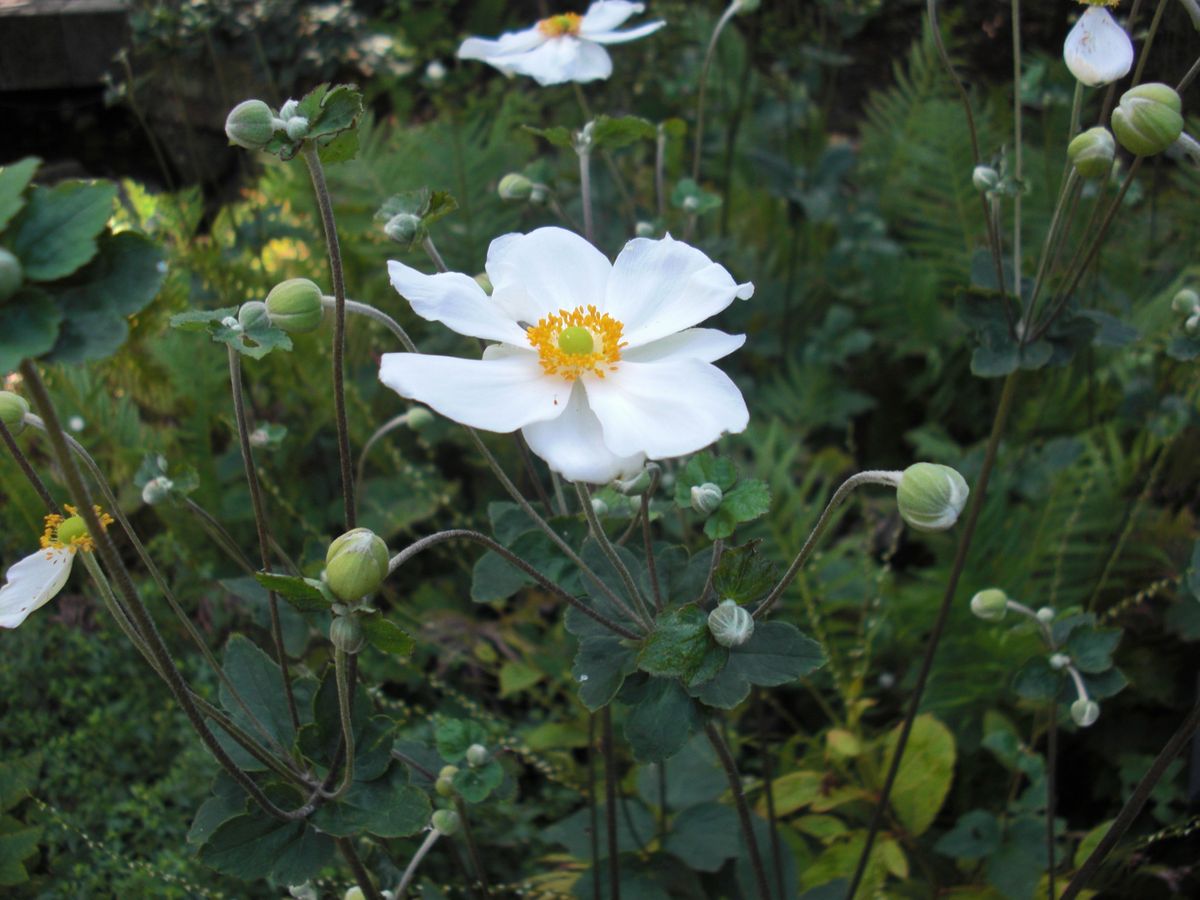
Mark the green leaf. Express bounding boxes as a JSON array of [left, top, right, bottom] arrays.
[[882, 714, 955, 837], [1065, 626, 1121, 674], [590, 115, 658, 150], [169, 306, 239, 331], [638, 606, 721, 682], [0, 754, 40, 813], [253, 572, 333, 612], [675, 454, 738, 504], [307, 84, 363, 138], [0, 157, 39, 232], [934, 809, 1000, 859], [435, 719, 488, 763], [0, 290, 60, 372], [10, 180, 116, 281], [544, 800, 654, 859], [212, 316, 293, 360], [453, 759, 504, 803], [499, 660, 543, 697], [712, 540, 778, 605], [301, 670, 391, 781], [214, 635, 298, 768], [522, 124, 574, 149], [317, 129, 359, 165], [199, 810, 334, 884], [694, 621, 826, 709], [671, 178, 722, 215], [664, 802, 741, 872], [360, 614, 415, 658], [312, 765, 430, 838], [0, 818, 42, 886], [1012, 657, 1061, 701], [635, 733, 726, 811], [623, 678, 704, 763], [720, 480, 771, 523], [573, 635, 637, 711]]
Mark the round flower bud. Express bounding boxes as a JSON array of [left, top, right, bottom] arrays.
[[972, 165, 1000, 193], [590, 496, 609, 517], [431, 809, 461, 836], [690, 482, 724, 515], [1036, 606, 1055, 624], [425, 60, 447, 83], [238, 300, 269, 331], [435, 764, 459, 798], [405, 406, 435, 430], [284, 115, 310, 141], [141, 475, 174, 505], [1171, 288, 1199, 315], [896, 463, 970, 532], [465, 744, 489, 767], [279, 99, 299, 120], [1049, 652, 1071, 670], [1111, 84, 1184, 157], [1187, 313, 1200, 335], [344, 888, 365, 900], [1067, 127, 1116, 179], [329, 615, 365, 654], [266, 278, 324, 334], [384, 213, 423, 246], [635, 221, 656, 238], [708, 599, 754, 648], [1070, 698, 1100, 728], [225, 99, 278, 149], [497, 173, 533, 201], [325, 527, 390, 602], [0, 247, 23, 301], [969, 588, 1009, 622], [529, 185, 547, 204], [0, 391, 30, 436]]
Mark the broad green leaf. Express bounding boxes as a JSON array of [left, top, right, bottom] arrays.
[[675, 454, 738, 506], [253, 572, 332, 611], [0, 291, 61, 372], [0, 157, 39, 232], [317, 129, 359, 165], [199, 810, 334, 883], [312, 765, 430, 838], [522, 124, 574, 149], [756, 770, 823, 817], [623, 677, 703, 763], [664, 802, 740, 872], [882, 714, 955, 836], [712, 540, 778, 604], [10, 181, 116, 280], [435, 718, 488, 763], [1074, 819, 1113, 868], [694, 621, 826, 710], [308, 84, 363, 138], [935, 809, 1001, 859], [1065, 627, 1121, 674], [543, 800, 654, 859], [214, 635, 298, 767], [453, 758, 504, 803], [710, 479, 770, 536], [573, 635, 636, 711], [187, 790, 245, 847], [637, 606, 719, 682], [984, 816, 1046, 899], [591, 114, 658, 150], [1012, 657, 1061, 701], [0, 754, 40, 813], [211, 316, 293, 360], [499, 660, 543, 697], [635, 733, 726, 811], [361, 614, 414, 657], [0, 818, 42, 887]]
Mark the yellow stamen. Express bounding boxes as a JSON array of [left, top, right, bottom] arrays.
[[538, 12, 583, 37], [39, 504, 113, 553], [1078, 0, 1120, 6], [527, 306, 625, 380]]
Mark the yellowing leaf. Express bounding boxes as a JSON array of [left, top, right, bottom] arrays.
[[881, 713, 955, 836]]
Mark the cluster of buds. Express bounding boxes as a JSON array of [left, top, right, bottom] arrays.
[[225, 98, 309, 150], [1171, 288, 1200, 334]]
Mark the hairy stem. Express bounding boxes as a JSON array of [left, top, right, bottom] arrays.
[[339, 837, 385, 900], [453, 796, 491, 897], [577, 483, 653, 630], [692, 1, 743, 183], [603, 707, 620, 900], [706, 722, 771, 900], [0, 418, 57, 512]]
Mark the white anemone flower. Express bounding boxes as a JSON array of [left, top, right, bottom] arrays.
[[1064, 3, 1134, 87], [457, 1, 665, 86], [0, 506, 110, 629], [379, 227, 753, 484]]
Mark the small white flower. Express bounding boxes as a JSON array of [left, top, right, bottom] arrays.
[[379, 227, 752, 484], [1064, 5, 1134, 87], [457, 1, 665, 86]]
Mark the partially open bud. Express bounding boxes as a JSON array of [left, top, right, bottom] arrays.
[[1071, 698, 1100, 727], [708, 599, 754, 647], [435, 764, 459, 797], [141, 475, 174, 506], [1112, 84, 1184, 157], [384, 213, 423, 245], [325, 528, 389, 602], [431, 809, 461, 836], [690, 482, 724, 515], [896, 463, 969, 532], [614, 466, 655, 496], [225, 99, 278, 149], [497, 173, 533, 201], [266, 278, 324, 334], [1067, 127, 1116, 179], [238, 300, 270, 331], [972, 165, 1000, 193], [969, 588, 1009, 622], [0, 247, 23, 301], [1171, 288, 1199, 315], [466, 743, 490, 767], [329, 615, 366, 654], [0, 391, 30, 436]]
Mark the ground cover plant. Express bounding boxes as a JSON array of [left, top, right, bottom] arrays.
[[2, 0, 1200, 897]]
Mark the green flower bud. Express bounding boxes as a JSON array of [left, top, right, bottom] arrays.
[[1070, 698, 1100, 727], [238, 300, 269, 331], [635, 221, 656, 238], [1187, 313, 1200, 335], [325, 528, 389, 602], [466, 743, 490, 767], [1067, 127, 1116, 178], [431, 809, 461, 836], [384, 213, 423, 246], [225, 99, 278, 149], [405, 406, 435, 430], [1111, 83, 1184, 157], [1049, 653, 1070, 670], [972, 165, 1000, 193], [896, 463, 969, 532], [329, 615, 365, 654], [497, 173, 533, 201], [589, 496, 609, 517], [690, 482, 723, 515], [1171, 288, 1199, 315], [141, 475, 174, 505], [435, 765, 459, 797], [342, 888, 365, 900], [1036, 606, 1055, 624], [266, 278, 324, 334], [708, 599, 754, 647], [614, 466, 655, 496], [284, 115, 310, 141], [0, 391, 30, 436], [969, 588, 1008, 622], [473, 272, 493, 295], [0, 247, 23, 302]]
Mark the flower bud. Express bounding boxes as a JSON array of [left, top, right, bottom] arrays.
[[384, 213, 423, 246], [1187, 313, 1200, 335], [497, 173, 533, 201], [1049, 652, 1071, 670], [590, 496, 608, 517], [1112, 84, 1184, 157], [690, 482, 723, 515], [279, 99, 299, 120], [1071, 698, 1100, 727], [343, 888, 365, 900], [466, 743, 489, 767], [325, 528, 390, 602], [614, 466, 654, 496], [1067, 127, 1116, 179], [1036, 606, 1055, 624], [682, 195, 700, 213], [972, 165, 1000, 193], [0, 391, 30, 436], [266, 278, 324, 334], [896, 463, 969, 532], [1171, 288, 1199, 315], [238, 300, 270, 331], [329, 615, 366, 654], [141, 475, 174, 505], [529, 185, 547, 204], [708, 599, 754, 648], [435, 764, 459, 797], [431, 809, 461, 836], [425, 60, 447, 83], [0, 247, 23, 301], [969, 588, 1008, 622], [284, 115, 310, 141], [635, 221, 656, 238], [225, 99, 278, 149], [405, 406, 435, 430]]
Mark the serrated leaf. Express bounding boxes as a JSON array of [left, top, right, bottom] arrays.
[[435, 718, 488, 763], [882, 714, 956, 836], [212, 317, 293, 360], [0, 290, 61, 372], [213, 635, 298, 769], [1065, 626, 1121, 674], [312, 765, 430, 838], [674, 453, 738, 506], [317, 129, 359, 165], [198, 810, 333, 883], [0, 820, 42, 886], [573, 635, 636, 711], [522, 124, 574, 149], [1013, 656, 1061, 701], [360, 614, 414, 657], [623, 677, 703, 763], [169, 306, 239, 331], [638, 606, 716, 681], [10, 181, 116, 280], [694, 620, 826, 709], [0, 157, 39, 232], [591, 114, 658, 150], [453, 759, 504, 803], [712, 541, 777, 605], [308, 84, 363, 139], [253, 572, 332, 612], [935, 809, 1001, 860]]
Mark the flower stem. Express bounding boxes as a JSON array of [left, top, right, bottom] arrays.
[[602, 706, 620, 900], [0, 418, 57, 513], [588, 712, 602, 900], [396, 828, 441, 898], [323, 646, 357, 801], [705, 721, 771, 900], [453, 796, 491, 897], [326, 296, 419, 352], [579, 146, 595, 244], [692, 1, 743, 184], [1011, 0, 1024, 308], [339, 837, 385, 900], [756, 688, 786, 899], [422, 235, 449, 273], [1046, 704, 1058, 899], [577, 483, 654, 630], [302, 143, 355, 530]]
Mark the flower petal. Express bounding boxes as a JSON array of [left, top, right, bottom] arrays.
[[0, 547, 74, 629], [379, 352, 570, 432], [622, 328, 745, 364], [580, 0, 645, 32], [604, 234, 753, 348], [491, 37, 612, 85], [583, 358, 749, 459], [522, 381, 646, 483], [585, 20, 666, 45], [458, 25, 547, 62], [388, 259, 528, 346], [486, 227, 612, 322], [1064, 7, 1134, 87]]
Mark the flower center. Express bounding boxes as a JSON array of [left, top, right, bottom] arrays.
[[40, 504, 113, 553], [538, 12, 582, 37], [527, 306, 625, 380]]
